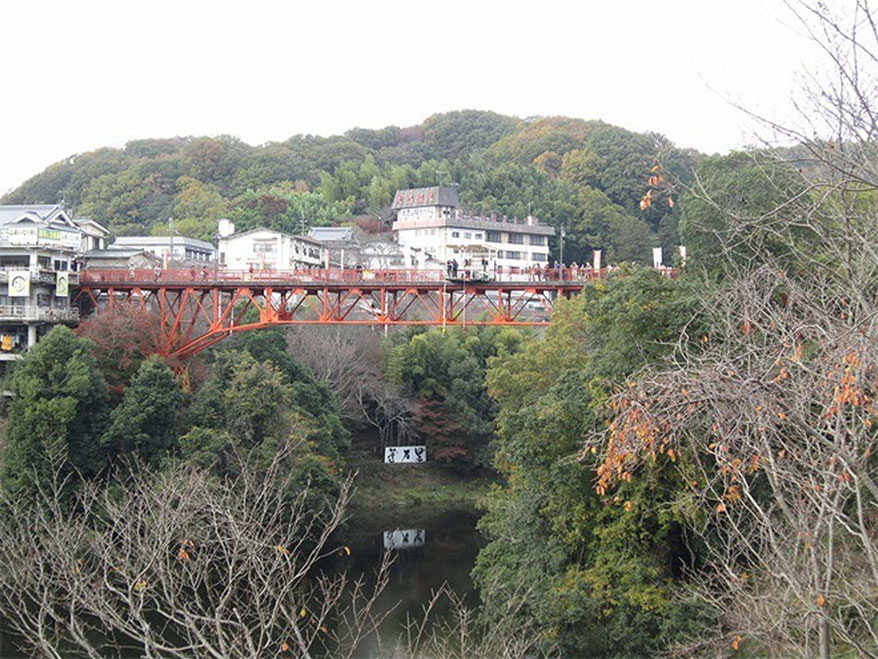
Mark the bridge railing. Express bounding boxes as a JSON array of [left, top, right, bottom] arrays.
[[78, 266, 677, 286], [78, 267, 450, 285]]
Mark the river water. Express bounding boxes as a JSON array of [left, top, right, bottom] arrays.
[[340, 506, 485, 657]]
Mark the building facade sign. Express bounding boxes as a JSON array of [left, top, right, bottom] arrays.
[[0, 226, 80, 249]]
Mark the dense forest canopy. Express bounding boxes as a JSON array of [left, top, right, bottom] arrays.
[[2, 111, 702, 264]]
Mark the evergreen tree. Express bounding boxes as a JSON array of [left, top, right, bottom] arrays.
[[2, 326, 110, 494], [101, 355, 183, 467]]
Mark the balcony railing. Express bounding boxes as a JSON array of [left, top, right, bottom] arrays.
[[0, 306, 80, 322], [0, 268, 79, 286]]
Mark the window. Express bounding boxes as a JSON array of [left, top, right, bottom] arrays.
[[508, 233, 524, 244], [529, 235, 546, 246], [505, 251, 522, 260], [451, 231, 460, 238], [531, 252, 548, 262], [253, 241, 277, 253], [486, 231, 502, 243], [464, 232, 472, 239], [474, 233, 483, 239]]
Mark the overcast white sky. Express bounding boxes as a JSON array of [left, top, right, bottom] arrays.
[[0, 0, 814, 196]]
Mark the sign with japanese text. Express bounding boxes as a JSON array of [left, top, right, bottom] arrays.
[[383, 529, 425, 549], [384, 445, 427, 464], [0, 226, 80, 249]]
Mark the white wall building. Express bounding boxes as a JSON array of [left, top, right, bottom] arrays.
[[111, 235, 215, 263], [217, 221, 324, 270], [0, 205, 83, 356], [391, 186, 554, 273], [73, 218, 110, 253]]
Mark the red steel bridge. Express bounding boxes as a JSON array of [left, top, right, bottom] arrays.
[[75, 267, 675, 360]]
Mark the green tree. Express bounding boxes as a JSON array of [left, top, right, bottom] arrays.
[[474, 270, 706, 656], [101, 356, 183, 467], [2, 326, 110, 494], [678, 151, 807, 275]]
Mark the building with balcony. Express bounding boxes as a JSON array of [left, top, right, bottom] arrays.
[[0, 205, 83, 357], [217, 220, 325, 270], [391, 186, 555, 273]]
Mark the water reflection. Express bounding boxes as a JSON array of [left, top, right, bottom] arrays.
[[342, 507, 484, 657]]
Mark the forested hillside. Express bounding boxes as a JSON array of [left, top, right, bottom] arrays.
[[2, 111, 699, 264]]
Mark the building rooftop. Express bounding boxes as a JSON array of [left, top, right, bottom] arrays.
[[393, 214, 554, 236], [73, 217, 110, 235], [0, 204, 78, 230], [219, 227, 323, 246], [112, 235, 215, 251], [307, 226, 354, 243], [392, 186, 460, 210], [82, 248, 158, 259]]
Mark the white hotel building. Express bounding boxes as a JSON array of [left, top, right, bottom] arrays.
[[391, 186, 554, 273]]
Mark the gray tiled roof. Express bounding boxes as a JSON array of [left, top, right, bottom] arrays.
[[0, 204, 65, 226], [83, 248, 151, 258], [307, 226, 354, 242], [112, 236, 215, 251], [392, 186, 459, 210]]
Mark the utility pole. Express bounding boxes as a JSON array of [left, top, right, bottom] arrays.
[[168, 217, 175, 267], [559, 225, 566, 265]]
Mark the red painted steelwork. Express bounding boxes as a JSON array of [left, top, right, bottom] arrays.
[[75, 267, 674, 360]]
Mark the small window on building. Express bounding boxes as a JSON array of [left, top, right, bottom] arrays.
[[464, 232, 472, 239], [529, 235, 546, 246], [508, 233, 524, 245], [506, 251, 522, 260], [486, 231, 502, 243], [451, 231, 460, 238], [474, 233, 483, 239], [532, 253, 548, 262]]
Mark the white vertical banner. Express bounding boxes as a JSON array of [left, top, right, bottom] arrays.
[[56, 271, 69, 297], [592, 250, 602, 271], [652, 247, 663, 269], [8, 270, 30, 297], [678, 245, 687, 267]]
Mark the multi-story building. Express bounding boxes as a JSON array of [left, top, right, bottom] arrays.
[[110, 235, 216, 264], [391, 186, 554, 273], [217, 220, 324, 270], [0, 205, 83, 357]]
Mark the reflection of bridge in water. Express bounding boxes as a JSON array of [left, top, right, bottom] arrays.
[[75, 267, 676, 360]]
